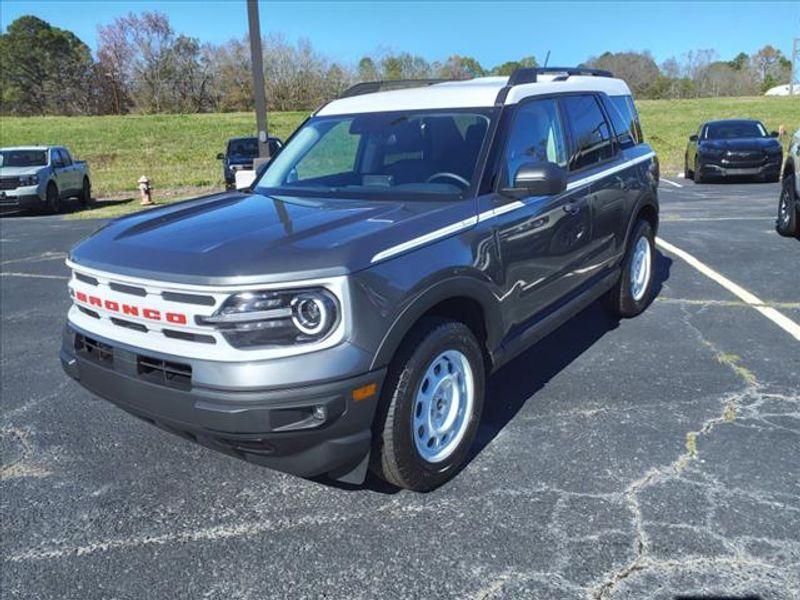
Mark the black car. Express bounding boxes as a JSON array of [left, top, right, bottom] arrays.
[[217, 136, 283, 189], [685, 119, 783, 183]]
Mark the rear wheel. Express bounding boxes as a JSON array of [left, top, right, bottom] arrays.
[[371, 318, 485, 492], [605, 219, 656, 318], [776, 174, 799, 237], [45, 182, 60, 214], [78, 177, 92, 207]]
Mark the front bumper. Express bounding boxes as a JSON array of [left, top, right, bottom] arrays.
[[61, 325, 386, 483], [701, 157, 782, 178], [0, 191, 43, 210]]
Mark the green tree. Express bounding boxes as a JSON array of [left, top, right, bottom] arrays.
[[490, 56, 537, 76], [0, 15, 95, 115]]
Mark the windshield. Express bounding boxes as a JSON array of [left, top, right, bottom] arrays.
[[255, 109, 492, 199], [705, 122, 767, 140], [227, 138, 259, 158], [0, 150, 48, 167]]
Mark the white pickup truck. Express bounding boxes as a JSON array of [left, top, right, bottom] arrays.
[[0, 146, 91, 213]]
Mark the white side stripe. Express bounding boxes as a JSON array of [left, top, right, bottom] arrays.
[[370, 151, 656, 264], [370, 216, 478, 263], [656, 237, 800, 342], [566, 151, 656, 191]]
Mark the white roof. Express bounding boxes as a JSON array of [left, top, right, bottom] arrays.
[[764, 84, 799, 96], [318, 74, 633, 116], [0, 146, 50, 151]]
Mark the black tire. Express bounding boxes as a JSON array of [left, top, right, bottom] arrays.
[[685, 155, 694, 179], [78, 177, 92, 207], [693, 158, 704, 184], [605, 219, 656, 318], [776, 174, 799, 237], [371, 317, 485, 492], [45, 182, 60, 214]]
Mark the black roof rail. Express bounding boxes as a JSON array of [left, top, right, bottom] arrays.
[[339, 79, 453, 98], [507, 66, 614, 86]]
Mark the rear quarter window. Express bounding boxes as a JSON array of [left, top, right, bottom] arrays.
[[608, 95, 643, 144]]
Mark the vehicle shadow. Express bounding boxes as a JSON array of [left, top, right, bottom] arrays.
[[0, 197, 133, 218], [346, 250, 672, 494], [469, 249, 673, 473]]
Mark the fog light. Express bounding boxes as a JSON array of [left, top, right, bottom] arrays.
[[313, 405, 327, 421]]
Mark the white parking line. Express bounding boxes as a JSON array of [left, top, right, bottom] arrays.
[[660, 178, 683, 188], [656, 237, 800, 342], [0, 272, 69, 280]]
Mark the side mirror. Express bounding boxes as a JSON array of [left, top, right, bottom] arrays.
[[770, 131, 779, 138], [216, 152, 225, 160], [689, 134, 698, 142], [505, 162, 567, 197]]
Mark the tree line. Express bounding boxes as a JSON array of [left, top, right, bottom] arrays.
[[0, 13, 794, 116]]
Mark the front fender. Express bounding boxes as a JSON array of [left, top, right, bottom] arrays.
[[369, 274, 503, 371]]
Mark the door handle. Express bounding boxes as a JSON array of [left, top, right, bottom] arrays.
[[563, 202, 580, 215]]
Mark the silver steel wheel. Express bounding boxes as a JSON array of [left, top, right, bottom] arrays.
[[412, 350, 475, 463], [630, 236, 652, 302]]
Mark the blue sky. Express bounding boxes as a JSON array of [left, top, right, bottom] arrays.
[[2, 1, 799, 68]]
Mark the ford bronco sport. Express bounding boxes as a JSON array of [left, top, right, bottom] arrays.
[[61, 67, 659, 491]]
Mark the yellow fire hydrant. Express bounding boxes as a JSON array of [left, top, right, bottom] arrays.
[[138, 175, 154, 205]]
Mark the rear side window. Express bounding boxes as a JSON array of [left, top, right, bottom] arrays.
[[604, 96, 639, 148], [501, 98, 567, 186], [608, 95, 643, 144], [561, 95, 614, 170]]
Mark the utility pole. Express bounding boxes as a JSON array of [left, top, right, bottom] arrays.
[[247, 0, 270, 163], [792, 38, 799, 96]]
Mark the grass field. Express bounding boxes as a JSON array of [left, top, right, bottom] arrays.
[[1, 96, 797, 218]]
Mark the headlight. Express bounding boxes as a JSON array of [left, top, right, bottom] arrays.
[[198, 288, 340, 348], [767, 146, 783, 156], [19, 174, 38, 186]]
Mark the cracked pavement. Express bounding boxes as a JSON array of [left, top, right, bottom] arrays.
[[1, 179, 798, 599]]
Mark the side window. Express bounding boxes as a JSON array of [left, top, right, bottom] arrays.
[[51, 149, 64, 168], [501, 98, 567, 186], [59, 149, 72, 166], [561, 95, 615, 171], [605, 95, 639, 148]]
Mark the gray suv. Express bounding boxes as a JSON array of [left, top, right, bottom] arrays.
[[61, 68, 659, 491]]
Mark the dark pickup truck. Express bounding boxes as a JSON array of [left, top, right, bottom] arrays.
[[62, 68, 659, 491], [217, 136, 283, 189]]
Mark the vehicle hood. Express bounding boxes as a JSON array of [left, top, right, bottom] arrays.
[[0, 166, 46, 177], [699, 138, 781, 152], [69, 190, 471, 284]]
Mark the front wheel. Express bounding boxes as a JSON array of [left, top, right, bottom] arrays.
[[605, 219, 656, 318], [776, 175, 799, 237], [693, 158, 704, 184], [45, 182, 60, 214], [371, 318, 485, 492]]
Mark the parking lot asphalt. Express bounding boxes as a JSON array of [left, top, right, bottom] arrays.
[[1, 180, 798, 600]]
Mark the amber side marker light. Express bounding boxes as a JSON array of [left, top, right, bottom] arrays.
[[352, 383, 377, 402]]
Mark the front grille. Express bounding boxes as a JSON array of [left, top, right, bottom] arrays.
[[111, 317, 148, 332], [0, 177, 20, 190], [163, 329, 216, 344], [75, 272, 99, 286], [75, 333, 113, 364], [136, 355, 192, 390], [109, 282, 146, 297], [161, 291, 215, 306]]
